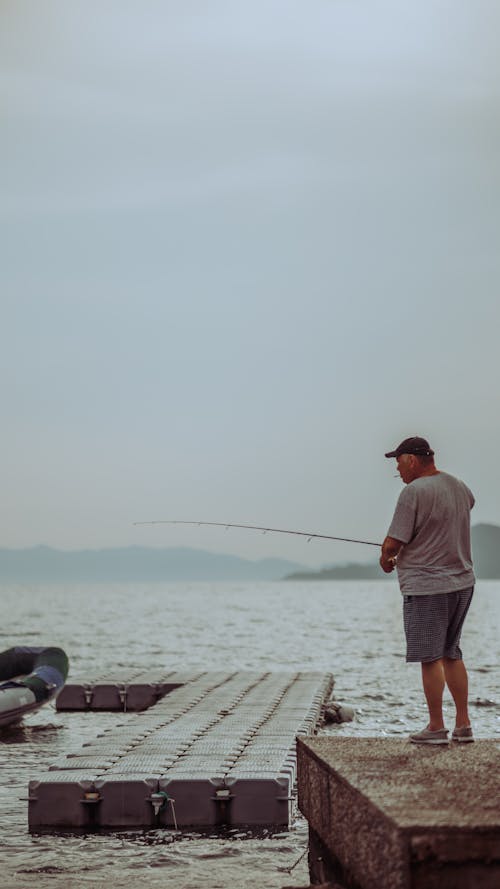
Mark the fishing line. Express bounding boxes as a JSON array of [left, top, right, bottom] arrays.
[[133, 520, 382, 547]]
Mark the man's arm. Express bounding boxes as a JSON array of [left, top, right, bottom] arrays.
[[380, 536, 403, 573]]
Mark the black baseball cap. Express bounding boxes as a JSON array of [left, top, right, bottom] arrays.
[[385, 436, 435, 458]]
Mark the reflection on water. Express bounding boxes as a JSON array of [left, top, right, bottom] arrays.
[[0, 580, 498, 888]]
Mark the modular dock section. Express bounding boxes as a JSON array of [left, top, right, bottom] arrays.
[[298, 736, 500, 889], [29, 670, 333, 831], [56, 670, 200, 711]]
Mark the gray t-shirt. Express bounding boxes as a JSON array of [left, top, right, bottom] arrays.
[[387, 471, 475, 595]]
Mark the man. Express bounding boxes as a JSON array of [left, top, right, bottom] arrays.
[[380, 436, 475, 745]]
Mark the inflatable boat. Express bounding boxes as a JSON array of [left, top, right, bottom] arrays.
[[0, 646, 69, 728]]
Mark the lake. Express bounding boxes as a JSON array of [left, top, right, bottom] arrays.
[[1, 580, 498, 889]]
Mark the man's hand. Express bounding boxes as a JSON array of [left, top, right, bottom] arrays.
[[380, 554, 396, 573], [380, 535, 403, 574]]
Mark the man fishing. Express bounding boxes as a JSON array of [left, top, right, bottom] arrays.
[[380, 436, 475, 745]]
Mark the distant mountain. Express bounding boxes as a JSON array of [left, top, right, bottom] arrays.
[[285, 562, 381, 581], [1, 524, 498, 583], [0, 545, 306, 583], [285, 523, 500, 580]]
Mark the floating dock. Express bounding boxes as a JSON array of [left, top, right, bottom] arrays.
[[56, 670, 199, 711], [298, 736, 500, 889], [29, 670, 333, 831]]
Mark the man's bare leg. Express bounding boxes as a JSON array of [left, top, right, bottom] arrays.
[[421, 659, 446, 730], [444, 657, 471, 728]]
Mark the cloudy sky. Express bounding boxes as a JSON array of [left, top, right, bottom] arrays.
[[1, 1, 499, 566]]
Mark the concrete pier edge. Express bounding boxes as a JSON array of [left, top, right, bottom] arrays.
[[297, 736, 500, 889]]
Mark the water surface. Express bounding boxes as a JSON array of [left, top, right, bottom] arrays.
[[1, 580, 498, 888]]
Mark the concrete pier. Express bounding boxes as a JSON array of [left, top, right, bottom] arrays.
[[29, 670, 333, 831], [298, 736, 500, 889]]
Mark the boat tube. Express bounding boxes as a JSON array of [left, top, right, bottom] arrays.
[[0, 646, 69, 728]]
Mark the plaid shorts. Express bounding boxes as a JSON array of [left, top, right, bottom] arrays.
[[403, 587, 474, 663]]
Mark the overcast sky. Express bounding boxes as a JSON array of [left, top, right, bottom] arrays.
[[1, 1, 499, 566]]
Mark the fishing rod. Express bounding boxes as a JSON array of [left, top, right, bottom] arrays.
[[133, 520, 382, 548]]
